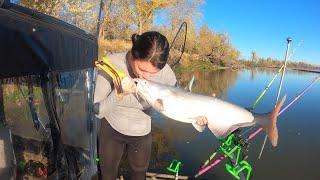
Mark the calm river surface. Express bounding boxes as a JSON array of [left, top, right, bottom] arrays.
[[146, 68, 320, 180]]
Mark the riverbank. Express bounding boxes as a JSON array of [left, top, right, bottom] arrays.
[[175, 64, 320, 74], [291, 68, 320, 73]]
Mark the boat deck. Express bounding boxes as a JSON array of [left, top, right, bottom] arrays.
[[116, 172, 189, 180]]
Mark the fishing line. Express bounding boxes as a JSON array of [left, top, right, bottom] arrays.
[[288, 40, 303, 60]]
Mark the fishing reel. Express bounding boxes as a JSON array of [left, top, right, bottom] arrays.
[[219, 131, 252, 180], [226, 130, 250, 159]]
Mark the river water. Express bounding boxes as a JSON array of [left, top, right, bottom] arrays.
[[147, 68, 320, 179], [1, 68, 319, 179]]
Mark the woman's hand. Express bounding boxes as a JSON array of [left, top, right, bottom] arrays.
[[195, 116, 208, 126], [114, 77, 137, 97], [121, 77, 137, 93]]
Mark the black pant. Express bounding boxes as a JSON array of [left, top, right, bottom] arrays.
[[98, 119, 152, 180]]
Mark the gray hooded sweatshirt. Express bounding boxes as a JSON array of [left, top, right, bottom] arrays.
[[94, 52, 176, 136]]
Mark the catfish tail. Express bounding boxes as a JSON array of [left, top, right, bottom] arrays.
[[255, 95, 286, 147]]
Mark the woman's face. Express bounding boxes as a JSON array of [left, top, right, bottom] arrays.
[[131, 59, 160, 79]]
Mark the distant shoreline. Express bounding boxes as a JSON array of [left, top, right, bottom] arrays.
[[291, 68, 320, 73], [241, 66, 320, 73]]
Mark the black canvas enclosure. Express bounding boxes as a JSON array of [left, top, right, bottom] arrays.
[[0, 3, 98, 78]]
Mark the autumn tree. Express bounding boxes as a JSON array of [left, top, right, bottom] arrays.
[[251, 51, 258, 63], [19, 0, 62, 18], [99, 0, 135, 40], [99, 0, 240, 66], [155, 0, 203, 50], [19, 0, 100, 34], [196, 25, 239, 65], [198, 25, 214, 56], [133, 0, 170, 34], [62, 0, 100, 34], [100, 0, 172, 41], [165, 0, 204, 32]]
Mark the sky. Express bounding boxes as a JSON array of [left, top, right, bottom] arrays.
[[200, 0, 320, 65]]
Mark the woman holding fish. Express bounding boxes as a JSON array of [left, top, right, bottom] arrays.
[[94, 31, 208, 180]]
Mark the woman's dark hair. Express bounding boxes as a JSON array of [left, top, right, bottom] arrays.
[[131, 31, 169, 69]]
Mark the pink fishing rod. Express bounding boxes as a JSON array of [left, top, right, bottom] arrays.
[[195, 75, 320, 178], [248, 75, 320, 141]]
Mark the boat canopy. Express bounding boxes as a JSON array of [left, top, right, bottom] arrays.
[[0, 1, 98, 78], [0, 1, 101, 178]]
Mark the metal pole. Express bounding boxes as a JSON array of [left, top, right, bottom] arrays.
[[275, 37, 292, 104], [258, 37, 292, 159]]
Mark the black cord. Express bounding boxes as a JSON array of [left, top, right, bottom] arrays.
[[96, 0, 105, 37], [169, 22, 187, 68]]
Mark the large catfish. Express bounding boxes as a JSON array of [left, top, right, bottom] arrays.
[[135, 79, 286, 147]]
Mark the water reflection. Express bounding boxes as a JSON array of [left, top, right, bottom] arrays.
[[119, 69, 241, 177], [146, 69, 320, 179], [178, 69, 239, 98], [2, 82, 49, 140], [1, 68, 319, 179]]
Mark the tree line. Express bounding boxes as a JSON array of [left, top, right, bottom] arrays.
[[241, 51, 320, 70], [16, 0, 319, 70], [98, 0, 240, 67]]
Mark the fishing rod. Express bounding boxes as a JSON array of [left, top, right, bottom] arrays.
[[252, 64, 284, 109], [252, 38, 302, 110], [276, 38, 291, 107], [244, 39, 302, 136], [199, 63, 282, 167], [199, 38, 294, 169], [202, 37, 292, 179], [195, 75, 320, 178], [248, 75, 320, 141], [198, 65, 286, 170], [258, 37, 292, 159], [200, 60, 287, 169]]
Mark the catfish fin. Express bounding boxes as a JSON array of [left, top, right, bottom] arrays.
[[154, 99, 164, 111], [184, 75, 195, 92], [191, 121, 206, 132], [255, 95, 286, 147], [190, 116, 207, 132]]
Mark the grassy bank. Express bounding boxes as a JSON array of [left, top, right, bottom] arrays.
[[174, 61, 228, 74]]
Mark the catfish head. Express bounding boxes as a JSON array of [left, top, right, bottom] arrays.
[[135, 79, 170, 111]]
